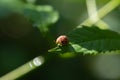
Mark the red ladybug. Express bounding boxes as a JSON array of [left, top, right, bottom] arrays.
[[56, 35, 69, 46]]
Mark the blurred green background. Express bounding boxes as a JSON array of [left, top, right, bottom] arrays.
[[0, 0, 120, 80]]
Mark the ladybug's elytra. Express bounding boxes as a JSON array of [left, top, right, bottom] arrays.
[[56, 35, 69, 46]]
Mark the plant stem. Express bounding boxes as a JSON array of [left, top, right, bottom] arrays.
[[0, 56, 44, 80], [86, 0, 109, 29], [77, 0, 120, 27], [86, 0, 99, 22]]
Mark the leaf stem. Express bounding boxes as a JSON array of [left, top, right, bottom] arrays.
[[77, 0, 120, 27], [0, 56, 45, 80]]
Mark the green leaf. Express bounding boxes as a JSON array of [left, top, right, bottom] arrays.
[[49, 26, 120, 55], [23, 5, 59, 33], [0, 1, 59, 34]]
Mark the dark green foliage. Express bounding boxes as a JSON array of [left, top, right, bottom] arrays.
[[0, 0, 59, 34], [23, 5, 59, 33]]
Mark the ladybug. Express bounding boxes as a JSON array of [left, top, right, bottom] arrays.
[[56, 35, 69, 46]]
